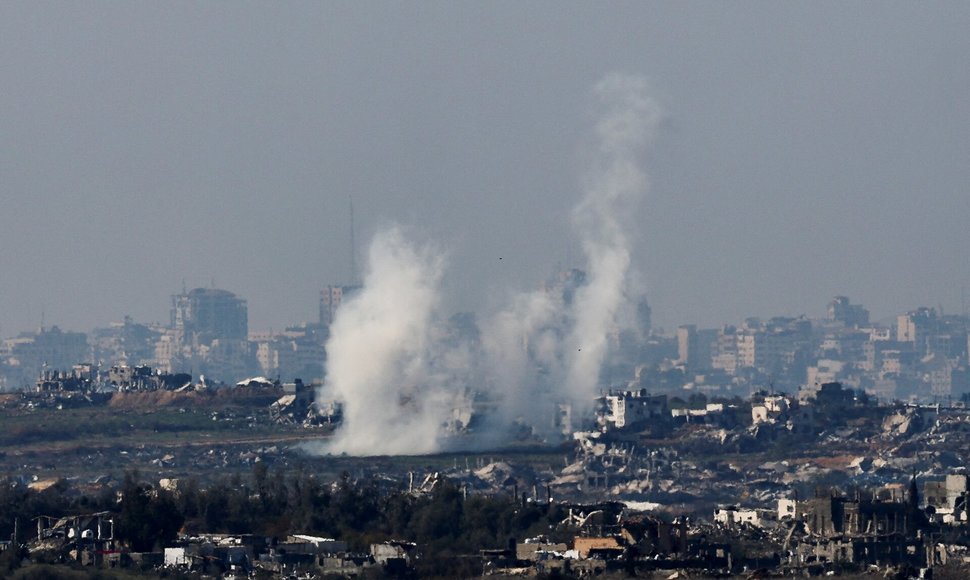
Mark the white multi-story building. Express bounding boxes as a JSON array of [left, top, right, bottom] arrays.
[[598, 390, 667, 430]]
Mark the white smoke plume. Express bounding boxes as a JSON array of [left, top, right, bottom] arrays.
[[482, 74, 661, 426], [479, 289, 561, 440], [563, 74, 662, 408], [314, 73, 661, 455], [317, 227, 453, 455]]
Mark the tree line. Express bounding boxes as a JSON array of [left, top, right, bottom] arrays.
[[1, 465, 570, 575]]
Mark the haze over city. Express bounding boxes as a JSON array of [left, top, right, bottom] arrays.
[[9, 4, 970, 578], [3, 2, 969, 337]]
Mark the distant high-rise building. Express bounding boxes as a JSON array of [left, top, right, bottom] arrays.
[[677, 324, 698, 367], [712, 325, 739, 375], [90, 316, 161, 367], [171, 288, 248, 343], [254, 323, 327, 381], [637, 297, 652, 337], [157, 287, 256, 382], [897, 307, 938, 353], [319, 285, 361, 327], [543, 269, 587, 306], [828, 296, 870, 328]]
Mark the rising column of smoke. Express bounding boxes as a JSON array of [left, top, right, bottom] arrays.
[[313, 74, 661, 455], [481, 73, 661, 432], [479, 289, 562, 442], [316, 226, 450, 456], [563, 74, 662, 407]]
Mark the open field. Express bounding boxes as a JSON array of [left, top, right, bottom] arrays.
[[0, 393, 567, 488]]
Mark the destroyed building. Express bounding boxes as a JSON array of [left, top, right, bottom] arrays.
[[35, 364, 97, 393], [154, 287, 258, 383], [787, 479, 936, 569], [107, 364, 192, 391], [596, 389, 667, 432], [270, 378, 341, 425]]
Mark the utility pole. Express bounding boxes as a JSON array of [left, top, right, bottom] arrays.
[[349, 198, 358, 285]]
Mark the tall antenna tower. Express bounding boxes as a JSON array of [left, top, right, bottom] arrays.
[[349, 199, 358, 285]]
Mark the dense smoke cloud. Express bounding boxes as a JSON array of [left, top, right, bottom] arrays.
[[316, 227, 453, 455], [314, 74, 661, 456]]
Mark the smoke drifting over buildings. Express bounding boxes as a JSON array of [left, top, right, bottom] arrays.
[[315, 228, 449, 455], [564, 74, 661, 410], [315, 74, 661, 456]]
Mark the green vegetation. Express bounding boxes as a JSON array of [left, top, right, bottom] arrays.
[[1, 466, 570, 578], [0, 411, 135, 446], [116, 473, 184, 552], [171, 465, 567, 555], [0, 405, 301, 449]]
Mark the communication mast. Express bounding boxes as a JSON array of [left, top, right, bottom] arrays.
[[349, 199, 359, 285]]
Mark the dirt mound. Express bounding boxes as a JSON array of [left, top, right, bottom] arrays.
[[108, 390, 208, 409], [107, 386, 280, 409]]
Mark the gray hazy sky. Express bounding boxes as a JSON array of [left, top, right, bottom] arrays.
[[2, 2, 969, 335]]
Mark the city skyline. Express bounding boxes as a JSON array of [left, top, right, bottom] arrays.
[[3, 280, 966, 337], [3, 3, 969, 338], [6, 4, 970, 578]]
